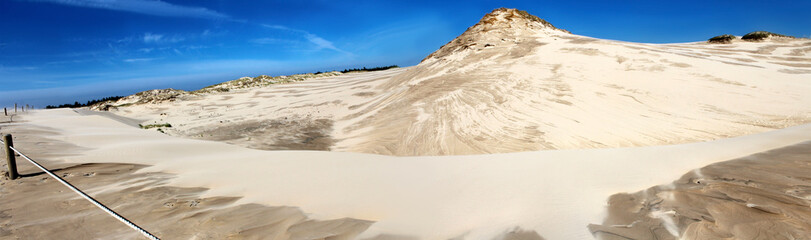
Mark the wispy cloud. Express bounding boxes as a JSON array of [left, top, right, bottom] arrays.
[[259, 24, 348, 54], [143, 33, 163, 43], [250, 38, 299, 45], [304, 34, 341, 51], [261, 24, 290, 31], [0, 64, 38, 72], [142, 33, 184, 43], [23, 0, 347, 68], [122, 57, 158, 63], [27, 0, 229, 19]]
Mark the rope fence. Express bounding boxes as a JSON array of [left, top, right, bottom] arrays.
[[2, 134, 160, 240]]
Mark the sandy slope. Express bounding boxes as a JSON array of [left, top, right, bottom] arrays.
[[0, 124, 372, 240], [7, 109, 811, 239], [6, 7, 811, 240], [589, 141, 811, 240], [105, 9, 811, 156]]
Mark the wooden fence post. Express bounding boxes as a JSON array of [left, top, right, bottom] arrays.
[[4, 134, 18, 180], [14, 103, 17, 113], [3, 108, 6, 116]]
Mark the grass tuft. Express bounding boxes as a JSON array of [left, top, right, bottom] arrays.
[[741, 31, 794, 41], [708, 34, 736, 44], [140, 123, 172, 129]]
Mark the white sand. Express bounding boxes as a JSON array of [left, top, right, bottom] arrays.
[[106, 34, 811, 156], [21, 109, 811, 239], [18, 9, 811, 239]]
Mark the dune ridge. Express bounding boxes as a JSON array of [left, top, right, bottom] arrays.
[[96, 8, 811, 156], [4, 7, 810, 240]]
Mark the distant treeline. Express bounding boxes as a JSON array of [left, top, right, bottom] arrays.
[[340, 65, 398, 73], [313, 65, 399, 74], [45, 96, 124, 109]]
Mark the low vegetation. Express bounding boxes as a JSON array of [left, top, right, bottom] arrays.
[[45, 96, 124, 109], [140, 123, 171, 134], [139, 123, 172, 129], [194, 65, 398, 94], [741, 31, 793, 41], [708, 34, 736, 44], [340, 65, 399, 73], [63, 65, 400, 108], [193, 72, 342, 94]]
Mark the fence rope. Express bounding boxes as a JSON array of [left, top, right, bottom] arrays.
[[4, 142, 160, 240]]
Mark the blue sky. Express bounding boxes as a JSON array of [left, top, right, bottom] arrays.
[[1, 0, 809, 107]]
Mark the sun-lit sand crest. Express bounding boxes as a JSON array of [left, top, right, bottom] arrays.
[[2, 8, 810, 240], [102, 9, 809, 156]]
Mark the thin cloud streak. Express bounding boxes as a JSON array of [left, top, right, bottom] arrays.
[[122, 57, 158, 63], [305, 34, 339, 51], [143, 33, 163, 42], [26, 0, 229, 19], [26, 1, 344, 53], [142, 33, 184, 43], [250, 38, 300, 45], [259, 24, 349, 54], [0, 65, 39, 72]]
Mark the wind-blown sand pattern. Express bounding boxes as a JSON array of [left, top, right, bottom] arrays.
[[589, 141, 811, 240], [3, 109, 810, 239], [2, 7, 811, 240], [103, 9, 810, 156]]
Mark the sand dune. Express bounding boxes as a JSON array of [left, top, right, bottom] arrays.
[[3, 109, 810, 239], [0, 126, 371, 240], [102, 9, 811, 156], [3, 7, 810, 240]]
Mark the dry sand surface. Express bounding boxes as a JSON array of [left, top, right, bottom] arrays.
[[102, 9, 811, 156], [0, 122, 372, 240], [2, 110, 810, 240], [3, 7, 811, 240], [589, 141, 811, 240]]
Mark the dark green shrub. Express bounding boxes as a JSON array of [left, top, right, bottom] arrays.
[[708, 34, 736, 44], [45, 95, 124, 109], [341, 65, 399, 73], [141, 123, 172, 129], [742, 31, 793, 41]]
